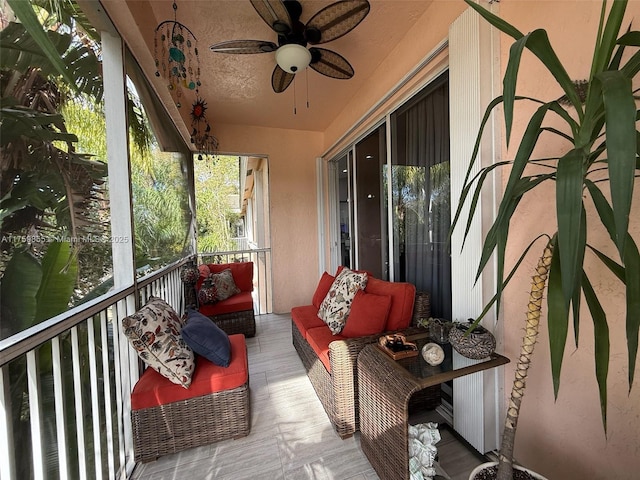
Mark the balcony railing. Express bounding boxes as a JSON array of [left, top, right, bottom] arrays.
[[0, 249, 273, 480], [0, 260, 187, 480]]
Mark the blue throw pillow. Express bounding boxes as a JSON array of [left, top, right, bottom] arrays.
[[181, 309, 231, 367]]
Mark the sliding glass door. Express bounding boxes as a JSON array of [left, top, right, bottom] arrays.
[[354, 124, 388, 279], [329, 72, 450, 320], [390, 72, 451, 319]]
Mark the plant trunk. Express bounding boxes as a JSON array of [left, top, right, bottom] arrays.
[[496, 241, 553, 480]]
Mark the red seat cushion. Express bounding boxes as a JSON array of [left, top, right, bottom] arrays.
[[198, 291, 253, 317], [291, 305, 326, 338], [131, 334, 248, 410], [341, 290, 392, 338], [365, 277, 416, 331], [306, 326, 345, 372]]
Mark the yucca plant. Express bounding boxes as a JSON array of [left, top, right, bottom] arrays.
[[452, 1, 640, 479]]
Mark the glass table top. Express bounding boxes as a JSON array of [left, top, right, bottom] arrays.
[[375, 330, 510, 387]]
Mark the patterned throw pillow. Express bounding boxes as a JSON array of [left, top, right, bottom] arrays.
[[318, 267, 368, 334], [198, 277, 218, 305], [122, 297, 195, 388], [210, 268, 241, 301]]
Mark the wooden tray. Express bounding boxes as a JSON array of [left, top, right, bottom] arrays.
[[377, 334, 418, 360]]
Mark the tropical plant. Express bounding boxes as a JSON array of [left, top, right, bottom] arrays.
[[452, 1, 639, 478], [131, 148, 192, 268], [195, 155, 241, 252]]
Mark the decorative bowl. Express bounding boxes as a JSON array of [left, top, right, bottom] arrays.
[[449, 322, 496, 360]]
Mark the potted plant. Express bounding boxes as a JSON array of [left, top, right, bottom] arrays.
[[452, 1, 639, 479]]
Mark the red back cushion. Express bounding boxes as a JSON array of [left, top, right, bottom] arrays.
[[312, 272, 335, 309], [341, 290, 392, 338], [198, 262, 254, 292], [365, 277, 416, 331]]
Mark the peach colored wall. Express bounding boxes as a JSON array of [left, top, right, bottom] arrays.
[[496, 1, 640, 479], [322, 0, 466, 154], [214, 124, 323, 313]]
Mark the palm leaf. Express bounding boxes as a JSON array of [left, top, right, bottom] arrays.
[[0, 20, 102, 100], [462, 161, 513, 242], [473, 234, 551, 324], [450, 95, 507, 249], [35, 241, 79, 322], [7, 0, 77, 89], [587, 244, 625, 282], [475, 103, 553, 279], [622, 236, 640, 387], [581, 271, 609, 432], [465, 0, 582, 116], [591, 0, 628, 76], [598, 70, 636, 257], [547, 234, 568, 398], [0, 105, 79, 145], [0, 249, 42, 332], [572, 206, 587, 345], [555, 149, 585, 313]]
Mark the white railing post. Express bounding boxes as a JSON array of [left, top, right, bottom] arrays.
[[51, 337, 69, 480], [99, 312, 115, 479], [70, 326, 87, 480], [26, 351, 44, 480], [86, 318, 103, 480], [0, 365, 16, 480]]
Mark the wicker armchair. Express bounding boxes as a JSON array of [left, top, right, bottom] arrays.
[[182, 261, 256, 337]]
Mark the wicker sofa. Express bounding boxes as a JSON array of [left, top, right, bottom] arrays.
[[185, 261, 256, 337], [291, 269, 428, 438]]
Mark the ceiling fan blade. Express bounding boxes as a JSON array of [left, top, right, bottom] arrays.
[[250, 0, 292, 34], [305, 0, 370, 45], [210, 39, 277, 54], [271, 65, 295, 93], [309, 48, 354, 79]]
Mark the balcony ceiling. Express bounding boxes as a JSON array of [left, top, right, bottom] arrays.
[[98, 0, 433, 144]]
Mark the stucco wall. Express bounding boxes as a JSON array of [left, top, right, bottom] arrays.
[[322, 0, 466, 154], [214, 124, 323, 313], [497, 1, 640, 479]]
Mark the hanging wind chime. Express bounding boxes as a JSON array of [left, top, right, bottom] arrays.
[[190, 96, 219, 160], [154, 1, 200, 108]]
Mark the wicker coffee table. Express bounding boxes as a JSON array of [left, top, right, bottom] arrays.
[[358, 331, 509, 480]]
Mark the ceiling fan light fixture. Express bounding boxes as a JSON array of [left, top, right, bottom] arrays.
[[275, 44, 311, 73]]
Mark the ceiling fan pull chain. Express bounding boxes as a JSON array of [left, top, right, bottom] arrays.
[[293, 76, 297, 115], [306, 69, 310, 109]]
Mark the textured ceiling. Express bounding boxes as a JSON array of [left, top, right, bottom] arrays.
[[99, 0, 433, 141]]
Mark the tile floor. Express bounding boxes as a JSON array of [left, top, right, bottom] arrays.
[[130, 313, 485, 480]]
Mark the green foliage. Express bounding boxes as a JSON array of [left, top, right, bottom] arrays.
[[131, 149, 191, 268], [5, 0, 102, 99], [195, 155, 241, 252], [452, 0, 639, 436], [0, 241, 77, 338]]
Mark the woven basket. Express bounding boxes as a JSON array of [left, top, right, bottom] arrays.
[[449, 322, 496, 359]]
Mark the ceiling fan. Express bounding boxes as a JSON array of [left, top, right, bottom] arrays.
[[210, 0, 371, 93]]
